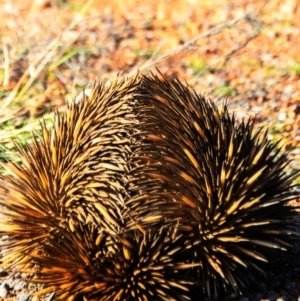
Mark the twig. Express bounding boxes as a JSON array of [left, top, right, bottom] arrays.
[[221, 15, 261, 67], [131, 14, 260, 76]]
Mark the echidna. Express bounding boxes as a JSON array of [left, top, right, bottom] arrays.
[[0, 71, 299, 300]]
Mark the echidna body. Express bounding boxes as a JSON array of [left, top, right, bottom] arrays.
[[0, 71, 299, 300], [0, 74, 197, 301], [136, 73, 300, 294]]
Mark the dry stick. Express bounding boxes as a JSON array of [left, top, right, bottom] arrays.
[[132, 14, 259, 76], [221, 16, 261, 67], [1, 0, 96, 110], [222, 33, 258, 68], [190, 19, 260, 88]]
